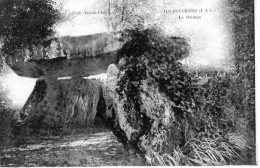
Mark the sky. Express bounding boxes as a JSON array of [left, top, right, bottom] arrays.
[[0, 69, 36, 108], [53, 0, 232, 67], [160, 0, 231, 67], [54, 0, 109, 36], [2, 0, 233, 108]]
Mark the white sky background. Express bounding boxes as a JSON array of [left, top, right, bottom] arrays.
[[54, 0, 109, 36], [2, 0, 233, 108], [54, 0, 232, 68], [158, 0, 232, 67], [0, 69, 36, 108]]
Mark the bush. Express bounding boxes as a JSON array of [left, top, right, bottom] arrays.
[[115, 26, 254, 165], [190, 70, 254, 144], [0, 102, 14, 150]]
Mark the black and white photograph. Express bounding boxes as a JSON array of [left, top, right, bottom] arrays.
[[0, 0, 257, 166]]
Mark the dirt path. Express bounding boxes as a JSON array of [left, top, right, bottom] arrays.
[[0, 129, 145, 166]]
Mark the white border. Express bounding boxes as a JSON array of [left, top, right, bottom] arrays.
[[255, 0, 259, 166]]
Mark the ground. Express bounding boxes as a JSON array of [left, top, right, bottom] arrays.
[[0, 128, 145, 167]]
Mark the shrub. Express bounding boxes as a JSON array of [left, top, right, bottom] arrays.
[[147, 132, 250, 166], [0, 102, 14, 150], [115, 24, 254, 165]]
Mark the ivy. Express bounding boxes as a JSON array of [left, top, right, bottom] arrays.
[[116, 27, 196, 125]]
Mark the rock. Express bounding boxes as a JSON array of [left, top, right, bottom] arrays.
[[107, 64, 119, 81], [9, 52, 117, 78], [21, 62, 184, 160], [118, 57, 127, 67], [22, 78, 104, 132], [102, 64, 184, 156]]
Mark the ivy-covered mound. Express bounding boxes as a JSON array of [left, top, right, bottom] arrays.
[[103, 27, 251, 165], [103, 27, 195, 155]]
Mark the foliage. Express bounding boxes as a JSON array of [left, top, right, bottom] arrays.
[[147, 132, 250, 166], [106, 0, 152, 31], [227, 0, 255, 135], [0, 0, 60, 57], [117, 27, 194, 119], [191, 72, 235, 134], [115, 27, 198, 156], [116, 22, 254, 164], [0, 101, 14, 150], [226, 0, 254, 85], [185, 69, 254, 163]]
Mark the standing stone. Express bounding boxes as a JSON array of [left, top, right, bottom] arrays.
[[22, 78, 103, 134], [102, 64, 184, 156]]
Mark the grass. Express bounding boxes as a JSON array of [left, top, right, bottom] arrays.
[[146, 132, 251, 166]]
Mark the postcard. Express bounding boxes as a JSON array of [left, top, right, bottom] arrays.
[[0, 0, 257, 166]]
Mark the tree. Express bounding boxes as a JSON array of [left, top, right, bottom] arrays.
[[226, 0, 255, 141], [226, 0, 254, 84], [0, 0, 60, 63], [105, 0, 154, 31]]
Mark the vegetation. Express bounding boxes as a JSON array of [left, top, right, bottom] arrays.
[[0, 0, 60, 60], [0, 101, 13, 150], [115, 0, 255, 164], [116, 27, 196, 149], [0, 57, 13, 150], [106, 0, 152, 31], [148, 133, 250, 166], [0, 0, 255, 166], [0, 0, 60, 149], [144, 70, 254, 165]]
